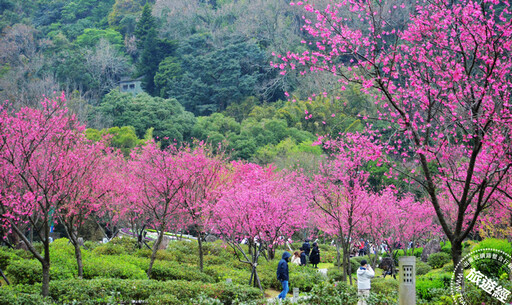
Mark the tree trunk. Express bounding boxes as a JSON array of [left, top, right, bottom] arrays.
[[335, 241, 342, 270], [147, 224, 165, 279], [268, 246, 275, 260], [73, 242, 84, 279], [42, 259, 50, 297], [451, 238, 463, 275], [61, 220, 84, 279], [197, 231, 204, 272], [252, 245, 263, 292]]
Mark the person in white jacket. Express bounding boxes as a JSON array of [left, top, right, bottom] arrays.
[[357, 260, 375, 305]]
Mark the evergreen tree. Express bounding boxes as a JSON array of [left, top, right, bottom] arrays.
[[134, 2, 155, 50], [137, 27, 158, 95]]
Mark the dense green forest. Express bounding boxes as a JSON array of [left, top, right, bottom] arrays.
[[0, 0, 375, 164]]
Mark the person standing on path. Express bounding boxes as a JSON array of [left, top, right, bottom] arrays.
[[302, 239, 311, 262], [309, 242, 320, 268], [276, 251, 291, 300], [357, 259, 375, 305]]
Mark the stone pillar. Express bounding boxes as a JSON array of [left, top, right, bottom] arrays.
[[292, 287, 299, 303], [399, 256, 416, 305]]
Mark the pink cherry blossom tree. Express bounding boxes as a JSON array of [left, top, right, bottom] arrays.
[[279, 0, 512, 266], [309, 133, 382, 284], [127, 141, 190, 279], [0, 95, 93, 296], [212, 162, 309, 291], [177, 144, 228, 271], [54, 140, 115, 279], [363, 188, 440, 276]]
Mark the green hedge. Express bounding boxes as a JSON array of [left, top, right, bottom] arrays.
[[149, 260, 214, 282], [471, 238, 512, 277], [427, 252, 451, 269], [56, 279, 260, 305], [416, 273, 451, 301], [0, 279, 262, 305], [416, 260, 432, 275], [304, 281, 358, 305], [6, 260, 41, 285], [0, 286, 52, 305]]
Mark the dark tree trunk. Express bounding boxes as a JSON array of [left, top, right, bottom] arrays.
[[197, 230, 204, 272], [147, 224, 165, 279], [451, 239, 463, 273], [73, 242, 84, 279]]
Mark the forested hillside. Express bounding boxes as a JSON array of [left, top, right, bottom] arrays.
[[0, 0, 373, 163]]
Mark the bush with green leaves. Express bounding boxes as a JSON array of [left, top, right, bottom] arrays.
[[289, 265, 326, 292], [6, 259, 42, 285], [416, 273, 451, 301], [427, 252, 451, 269], [471, 238, 512, 278], [91, 242, 125, 256], [370, 277, 398, 295], [149, 260, 214, 282], [440, 241, 451, 254], [82, 255, 146, 280], [0, 247, 21, 270], [302, 281, 358, 305], [416, 260, 432, 275], [0, 286, 52, 305], [46, 279, 261, 305], [327, 268, 344, 282], [442, 262, 454, 273], [416, 288, 453, 305]]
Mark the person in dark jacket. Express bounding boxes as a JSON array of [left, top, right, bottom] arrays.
[[299, 247, 307, 266], [276, 251, 291, 300], [309, 242, 320, 268], [302, 239, 311, 258]]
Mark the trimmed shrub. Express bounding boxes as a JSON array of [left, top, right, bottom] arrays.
[[305, 281, 358, 305], [440, 241, 451, 254], [149, 260, 214, 282], [471, 238, 512, 277], [83, 255, 146, 280], [91, 243, 125, 256], [147, 294, 181, 305], [427, 252, 451, 269], [442, 262, 454, 273], [0, 287, 51, 305], [371, 277, 398, 295], [0, 247, 21, 270], [45, 279, 261, 305], [327, 268, 344, 282], [416, 260, 432, 275], [416, 273, 451, 301], [350, 256, 370, 274], [83, 241, 100, 251], [6, 259, 41, 285], [289, 265, 326, 292]]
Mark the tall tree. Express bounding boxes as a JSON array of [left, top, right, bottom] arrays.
[[280, 0, 512, 267], [127, 141, 190, 278], [0, 95, 90, 296], [134, 2, 155, 50], [177, 144, 227, 271], [309, 133, 382, 284], [213, 162, 309, 291]]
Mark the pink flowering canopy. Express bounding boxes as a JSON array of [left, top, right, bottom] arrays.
[[278, 0, 512, 262], [213, 162, 309, 247]]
